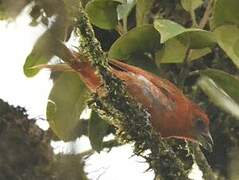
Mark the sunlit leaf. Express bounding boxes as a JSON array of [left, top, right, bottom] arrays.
[[23, 31, 55, 77], [181, 0, 203, 12], [214, 25, 239, 68], [154, 19, 216, 49], [117, 0, 136, 20], [24, 15, 69, 77], [211, 0, 239, 29], [85, 0, 120, 29], [154, 19, 186, 43], [156, 38, 211, 63], [109, 25, 161, 59], [190, 49, 211, 61], [198, 69, 239, 119], [47, 72, 88, 141], [199, 69, 239, 103], [88, 111, 109, 152]]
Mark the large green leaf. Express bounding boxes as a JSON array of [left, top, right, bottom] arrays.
[[47, 72, 88, 141], [181, 0, 203, 12], [88, 110, 109, 152], [198, 69, 239, 119], [156, 38, 211, 63], [109, 25, 161, 59], [85, 0, 120, 29], [154, 19, 216, 49], [211, 0, 239, 29], [214, 25, 239, 68]]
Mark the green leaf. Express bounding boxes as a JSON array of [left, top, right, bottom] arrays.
[[85, 0, 120, 29], [109, 25, 161, 59], [117, 0, 136, 20], [214, 25, 239, 68], [47, 72, 88, 141], [88, 111, 109, 152], [198, 69, 239, 119], [178, 29, 216, 49], [23, 31, 55, 77], [211, 0, 239, 29], [199, 69, 239, 103], [156, 38, 211, 63], [181, 0, 203, 12], [154, 19, 186, 43], [190, 48, 211, 61], [154, 19, 216, 49], [24, 16, 69, 77]]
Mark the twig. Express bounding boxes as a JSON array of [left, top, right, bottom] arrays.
[[80, 149, 95, 158], [122, 0, 128, 33], [190, 8, 198, 27], [199, 0, 214, 29], [102, 139, 121, 149], [179, 46, 192, 88], [80, 140, 121, 158], [115, 23, 124, 36], [178, 0, 214, 87], [192, 144, 220, 180]]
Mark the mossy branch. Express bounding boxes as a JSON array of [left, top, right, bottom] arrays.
[[71, 2, 192, 179], [192, 145, 219, 180]]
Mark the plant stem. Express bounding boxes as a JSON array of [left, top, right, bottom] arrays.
[[79, 149, 95, 158], [179, 46, 192, 88], [179, 0, 214, 88], [123, 16, 128, 33], [115, 23, 124, 35], [190, 9, 198, 27], [122, 0, 128, 33], [199, 0, 214, 29], [192, 144, 220, 180]]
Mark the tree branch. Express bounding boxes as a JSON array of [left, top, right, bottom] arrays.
[[192, 144, 220, 180], [73, 2, 191, 179]]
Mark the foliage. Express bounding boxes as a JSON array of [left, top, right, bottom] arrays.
[[47, 72, 88, 140], [88, 110, 110, 152], [1, 0, 239, 179]]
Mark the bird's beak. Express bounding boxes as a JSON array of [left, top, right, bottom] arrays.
[[197, 131, 214, 152]]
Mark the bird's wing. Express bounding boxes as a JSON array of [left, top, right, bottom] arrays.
[[109, 59, 190, 116], [109, 60, 186, 101]]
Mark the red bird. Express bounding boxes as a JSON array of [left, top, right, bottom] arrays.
[[46, 53, 213, 151]]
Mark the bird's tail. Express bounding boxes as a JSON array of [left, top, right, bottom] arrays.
[[33, 52, 102, 92], [67, 52, 103, 91]]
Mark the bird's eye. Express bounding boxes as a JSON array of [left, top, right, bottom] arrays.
[[195, 118, 206, 131]]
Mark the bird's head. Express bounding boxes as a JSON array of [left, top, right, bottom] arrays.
[[190, 103, 213, 152]]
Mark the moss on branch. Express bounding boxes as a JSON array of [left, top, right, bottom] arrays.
[[73, 2, 193, 179]]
